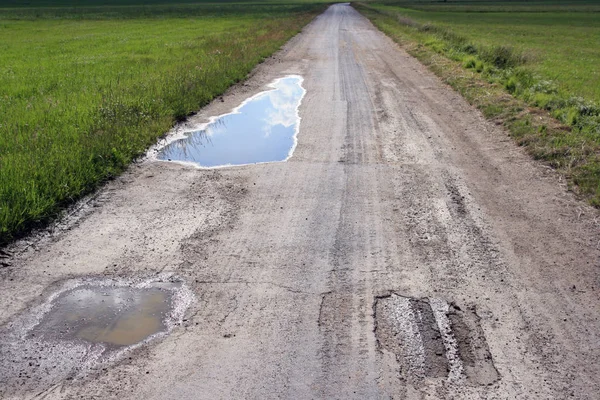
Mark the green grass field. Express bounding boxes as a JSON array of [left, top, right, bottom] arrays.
[[388, 0, 600, 13], [0, 1, 325, 245], [366, 2, 600, 103], [356, 0, 600, 205]]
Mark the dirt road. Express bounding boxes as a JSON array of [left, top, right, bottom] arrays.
[[2, 4, 600, 399]]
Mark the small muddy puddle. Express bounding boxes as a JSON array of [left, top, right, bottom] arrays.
[[0, 275, 193, 392], [156, 75, 305, 168], [30, 286, 173, 348]]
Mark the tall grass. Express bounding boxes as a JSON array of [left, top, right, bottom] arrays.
[[0, 3, 324, 245]]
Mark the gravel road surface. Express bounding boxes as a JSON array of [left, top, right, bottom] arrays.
[[2, 4, 600, 399]]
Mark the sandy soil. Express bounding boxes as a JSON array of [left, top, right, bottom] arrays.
[[1, 4, 600, 399]]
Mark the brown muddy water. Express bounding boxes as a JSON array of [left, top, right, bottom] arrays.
[[30, 286, 172, 348], [0, 275, 193, 394]]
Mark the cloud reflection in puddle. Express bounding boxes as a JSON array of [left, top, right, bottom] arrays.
[[157, 75, 305, 168]]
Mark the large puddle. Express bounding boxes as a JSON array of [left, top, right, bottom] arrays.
[[156, 75, 305, 168]]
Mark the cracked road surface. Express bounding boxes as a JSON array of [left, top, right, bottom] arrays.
[[2, 4, 600, 399]]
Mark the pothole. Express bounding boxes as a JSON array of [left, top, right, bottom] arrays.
[[30, 285, 175, 348], [0, 275, 193, 393], [155, 75, 305, 168], [374, 293, 499, 386]]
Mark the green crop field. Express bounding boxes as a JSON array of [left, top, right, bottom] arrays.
[[356, 0, 600, 205], [0, 1, 326, 245]]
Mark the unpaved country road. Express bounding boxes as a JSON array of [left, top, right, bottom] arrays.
[[2, 4, 600, 399]]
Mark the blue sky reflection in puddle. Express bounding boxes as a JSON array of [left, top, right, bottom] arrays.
[[157, 75, 305, 168]]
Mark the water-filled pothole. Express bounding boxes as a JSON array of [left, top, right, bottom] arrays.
[[0, 275, 193, 391], [30, 286, 173, 348], [156, 75, 305, 168]]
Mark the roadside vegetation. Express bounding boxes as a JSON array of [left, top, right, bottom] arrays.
[[355, 1, 600, 205], [0, 0, 325, 246]]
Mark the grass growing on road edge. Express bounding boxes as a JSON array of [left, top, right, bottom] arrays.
[[0, 2, 325, 246], [354, 2, 600, 206]]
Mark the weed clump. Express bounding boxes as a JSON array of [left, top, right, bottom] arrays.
[[480, 45, 526, 69], [462, 56, 477, 69]]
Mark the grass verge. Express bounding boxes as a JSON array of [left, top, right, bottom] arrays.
[[354, 2, 600, 206], [0, 2, 325, 246]]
